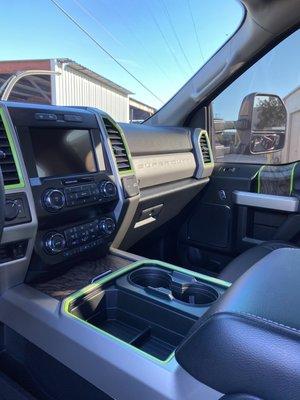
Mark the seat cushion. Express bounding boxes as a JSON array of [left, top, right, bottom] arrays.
[[219, 241, 297, 283]]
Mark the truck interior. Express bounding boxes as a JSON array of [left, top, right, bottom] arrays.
[[0, 0, 300, 399]]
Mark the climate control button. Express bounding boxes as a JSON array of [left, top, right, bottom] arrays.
[[44, 232, 66, 254], [43, 189, 66, 212], [99, 181, 117, 199], [98, 217, 116, 236]]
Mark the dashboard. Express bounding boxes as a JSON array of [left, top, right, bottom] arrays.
[[0, 101, 213, 288]]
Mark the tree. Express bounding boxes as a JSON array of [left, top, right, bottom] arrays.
[[253, 96, 286, 130]]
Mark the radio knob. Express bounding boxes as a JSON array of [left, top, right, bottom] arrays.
[[44, 232, 66, 254], [98, 218, 116, 236], [5, 200, 19, 221], [43, 189, 66, 211], [99, 181, 117, 199]]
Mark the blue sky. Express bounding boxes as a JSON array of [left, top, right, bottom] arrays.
[[1, 0, 243, 109]]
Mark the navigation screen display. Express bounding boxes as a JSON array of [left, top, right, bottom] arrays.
[[30, 128, 97, 178]]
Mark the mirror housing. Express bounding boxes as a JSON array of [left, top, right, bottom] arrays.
[[236, 92, 287, 154]]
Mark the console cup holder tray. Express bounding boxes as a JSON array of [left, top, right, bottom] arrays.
[[64, 260, 227, 362], [128, 266, 219, 306]]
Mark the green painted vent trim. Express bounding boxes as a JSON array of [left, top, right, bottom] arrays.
[[0, 109, 25, 190], [103, 116, 135, 177], [62, 259, 230, 365], [199, 130, 214, 168]]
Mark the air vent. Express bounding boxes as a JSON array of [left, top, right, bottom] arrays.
[[0, 115, 20, 186], [103, 117, 131, 173], [199, 133, 212, 164]]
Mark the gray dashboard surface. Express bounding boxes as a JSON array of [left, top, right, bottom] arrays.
[[120, 123, 197, 189], [118, 123, 209, 249], [120, 123, 192, 156]]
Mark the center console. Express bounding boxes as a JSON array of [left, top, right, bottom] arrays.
[[0, 101, 226, 399], [64, 259, 228, 362], [8, 105, 121, 281]]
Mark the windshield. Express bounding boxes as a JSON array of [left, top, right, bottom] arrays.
[[1, 0, 243, 122]]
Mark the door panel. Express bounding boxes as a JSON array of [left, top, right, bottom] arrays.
[[178, 161, 300, 274], [179, 163, 260, 253], [186, 203, 231, 249]]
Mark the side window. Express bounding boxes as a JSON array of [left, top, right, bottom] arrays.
[[0, 75, 52, 105], [211, 29, 300, 165]]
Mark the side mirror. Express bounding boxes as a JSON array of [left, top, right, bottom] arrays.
[[237, 93, 287, 154]]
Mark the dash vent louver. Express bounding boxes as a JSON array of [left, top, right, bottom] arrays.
[[0, 114, 21, 186], [199, 133, 212, 164], [103, 117, 131, 173]]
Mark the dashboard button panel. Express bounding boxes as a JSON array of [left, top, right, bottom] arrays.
[[42, 216, 116, 258], [9, 105, 122, 279], [64, 181, 117, 208]]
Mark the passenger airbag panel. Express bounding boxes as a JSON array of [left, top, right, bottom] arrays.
[[133, 153, 196, 188]]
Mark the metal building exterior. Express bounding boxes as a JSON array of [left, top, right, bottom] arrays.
[[129, 98, 156, 123], [0, 58, 133, 122], [281, 86, 300, 163], [52, 59, 132, 122]]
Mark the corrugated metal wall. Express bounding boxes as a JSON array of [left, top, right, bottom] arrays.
[[282, 87, 300, 163], [53, 63, 129, 122]]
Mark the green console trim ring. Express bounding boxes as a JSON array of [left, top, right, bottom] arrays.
[[63, 259, 230, 365], [0, 109, 25, 190]]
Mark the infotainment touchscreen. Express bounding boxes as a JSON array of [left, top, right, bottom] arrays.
[[29, 128, 97, 178]]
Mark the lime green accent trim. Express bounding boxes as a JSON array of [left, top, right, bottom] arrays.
[[119, 169, 135, 177], [115, 120, 135, 176], [251, 167, 260, 181], [0, 109, 25, 190], [290, 162, 298, 195], [200, 130, 214, 168], [63, 259, 230, 365], [104, 116, 135, 177], [257, 165, 265, 193]]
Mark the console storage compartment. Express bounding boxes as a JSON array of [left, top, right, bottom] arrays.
[[69, 287, 195, 361], [64, 260, 228, 362]]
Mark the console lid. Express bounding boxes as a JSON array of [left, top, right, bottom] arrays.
[[176, 248, 300, 400]]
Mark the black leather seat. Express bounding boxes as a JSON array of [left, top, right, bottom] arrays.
[[176, 247, 300, 400], [219, 241, 297, 283]]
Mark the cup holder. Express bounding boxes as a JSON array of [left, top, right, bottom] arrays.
[[129, 267, 172, 290], [172, 284, 219, 306], [128, 267, 219, 306]]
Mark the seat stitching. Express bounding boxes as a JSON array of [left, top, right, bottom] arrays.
[[235, 311, 300, 335]]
